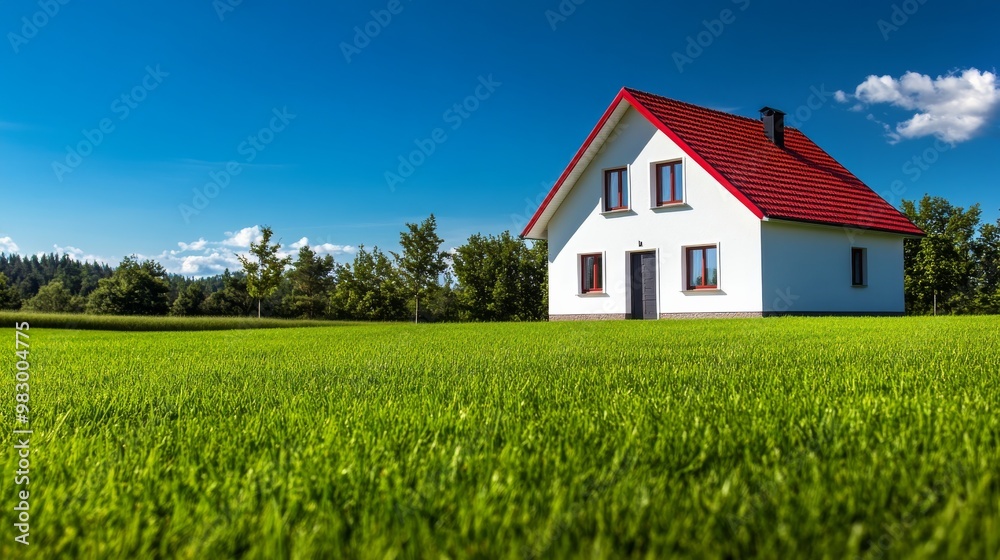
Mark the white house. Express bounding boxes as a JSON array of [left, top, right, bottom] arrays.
[[521, 87, 924, 320]]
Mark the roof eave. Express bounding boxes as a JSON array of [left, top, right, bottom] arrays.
[[520, 87, 769, 239], [519, 89, 633, 240], [764, 216, 926, 237]]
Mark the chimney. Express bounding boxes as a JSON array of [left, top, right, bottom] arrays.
[[759, 106, 786, 148]]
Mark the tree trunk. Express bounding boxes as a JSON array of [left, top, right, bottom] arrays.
[[415, 293, 419, 324], [258, 299, 261, 319]]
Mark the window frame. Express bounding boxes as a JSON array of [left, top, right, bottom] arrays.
[[851, 247, 867, 287], [685, 245, 719, 291], [654, 160, 685, 207], [603, 167, 629, 212], [580, 253, 604, 294]]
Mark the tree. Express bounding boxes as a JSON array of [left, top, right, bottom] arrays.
[[0, 273, 21, 310], [902, 195, 981, 314], [170, 283, 206, 316], [972, 218, 1000, 313], [0, 253, 113, 300], [452, 232, 547, 321], [393, 214, 448, 323], [23, 280, 85, 313], [329, 246, 407, 321], [237, 226, 292, 318], [419, 273, 460, 322], [284, 245, 336, 319], [201, 270, 254, 316], [86, 256, 171, 315], [527, 239, 549, 319]]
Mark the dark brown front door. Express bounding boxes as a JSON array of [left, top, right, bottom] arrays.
[[630, 252, 657, 320]]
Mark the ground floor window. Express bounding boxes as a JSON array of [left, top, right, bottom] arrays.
[[852, 247, 867, 286], [581, 253, 603, 293], [686, 246, 718, 290]]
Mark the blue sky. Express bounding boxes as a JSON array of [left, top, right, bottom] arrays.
[[1, 0, 998, 276]]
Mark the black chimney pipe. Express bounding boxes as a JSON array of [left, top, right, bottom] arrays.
[[759, 107, 786, 148]]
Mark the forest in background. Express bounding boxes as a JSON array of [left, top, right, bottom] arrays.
[[0, 215, 547, 322]]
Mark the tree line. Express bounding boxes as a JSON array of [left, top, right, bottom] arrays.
[[2, 197, 998, 319], [0, 215, 549, 322], [902, 195, 1000, 314]]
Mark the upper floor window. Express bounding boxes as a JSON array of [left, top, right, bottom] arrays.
[[604, 168, 629, 212], [655, 161, 684, 206], [852, 248, 867, 286], [581, 253, 603, 293], [686, 245, 718, 290]]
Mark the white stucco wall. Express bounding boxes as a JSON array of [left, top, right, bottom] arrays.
[[546, 106, 764, 318], [760, 220, 906, 314]]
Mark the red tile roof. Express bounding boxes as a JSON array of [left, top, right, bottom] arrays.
[[521, 88, 924, 238]]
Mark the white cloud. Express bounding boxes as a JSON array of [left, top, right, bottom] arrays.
[[178, 238, 208, 252], [287, 237, 356, 257], [52, 244, 112, 265], [0, 236, 18, 254], [174, 252, 239, 276], [836, 68, 1000, 144], [222, 226, 263, 248], [43, 226, 357, 278], [313, 243, 356, 256], [165, 227, 355, 277]]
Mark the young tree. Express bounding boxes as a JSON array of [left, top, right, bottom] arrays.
[[23, 280, 85, 313], [0, 272, 22, 310], [86, 256, 171, 315], [329, 246, 407, 321], [972, 218, 1000, 313], [452, 232, 547, 321], [237, 226, 292, 318], [393, 214, 448, 323], [284, 245, 336, 319], [902, 196, 981, 314], [201, 270, 254, 316], [170, 283, 206, 316]]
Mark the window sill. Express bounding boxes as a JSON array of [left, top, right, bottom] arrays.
[[651, 202, 690, 212], [601, 209, 635, 217], [851, 284, 868, 288], [577, 292, 610, 297], [682, 288, 724, 295]]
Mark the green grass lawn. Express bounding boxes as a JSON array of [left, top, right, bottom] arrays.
[[1, 317, 998, 558], [0, 312, 345, 331]]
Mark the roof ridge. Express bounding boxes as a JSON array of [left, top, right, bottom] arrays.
[[623, 86, 774, 128]]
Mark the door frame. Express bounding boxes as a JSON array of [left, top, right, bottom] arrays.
[[627, 249, 660, 320]]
